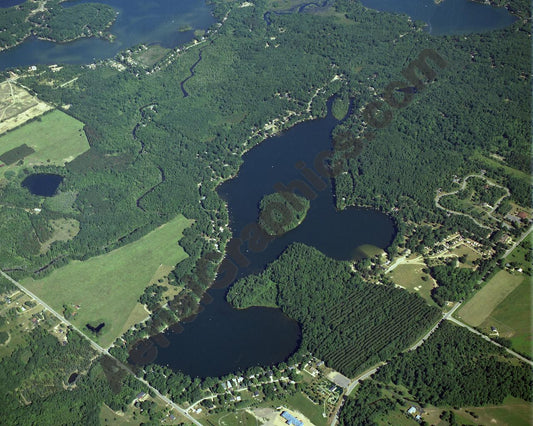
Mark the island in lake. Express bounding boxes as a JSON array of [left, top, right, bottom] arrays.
[[258, 191, 310, 236]]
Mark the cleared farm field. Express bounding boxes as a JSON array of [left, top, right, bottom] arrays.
[[457, 270, 523, 327], [0, 109, 89, 175], [23, 214, 192, 347]]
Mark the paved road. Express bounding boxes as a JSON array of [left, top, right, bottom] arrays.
[[409, 302, 462, 351], [504, 226, 532, 258], [0, 269, 202, 426], [447, 316, 533, 366], [434, 173, 503, 232]]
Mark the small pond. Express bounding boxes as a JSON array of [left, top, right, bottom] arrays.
[[21, 173, 63, 197]]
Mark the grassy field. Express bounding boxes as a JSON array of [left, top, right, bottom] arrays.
[[0, 109, 89, 175], [24, 215, 192, 347], [473, 153, 530, 182], [389, 262, 435, 303], [457, 270, 524, 327], [449, 244, 481, 268], [423, 397, 533, 426], [204, 410, 259, 426], [480, 277, 532, 355], [506, 237, 532, 274]]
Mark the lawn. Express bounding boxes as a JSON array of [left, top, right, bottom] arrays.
[[449, 244, 481, 268], [506, 237, 532, 274], [204, 410, 259, 426], [0, 109, 89, 175], [480, 277, 532, 355], [286, 392, 327, 426], [457, 270, 524, 327], [23, 214, 192, 347], [389, 263, 435, 303]]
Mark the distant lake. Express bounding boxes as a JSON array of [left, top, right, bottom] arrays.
[[0, 0, 25, 8], [0, 0, 215, 70], [360, 0, 516, 35], [154, 102, 395, 377], [22, 173, 63, 197]]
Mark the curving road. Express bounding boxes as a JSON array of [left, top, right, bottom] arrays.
[[434, 173, 510, 232], [0, 269, 202, 426]]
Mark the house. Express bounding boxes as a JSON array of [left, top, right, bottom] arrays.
[[134, 392, 147, 403], [407, 406, 417, 415], [518, 211, 528, 220], [281, 411, 304, 426]]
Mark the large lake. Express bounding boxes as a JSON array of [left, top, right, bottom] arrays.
[[154, 104, 396, 378], [360, 0, 516, 35], [0, 0, 215, 70]]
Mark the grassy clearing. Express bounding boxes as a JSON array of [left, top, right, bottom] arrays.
[[23, 215, 192, 347], [134, 45, 170, 68], [449, 244, 481, 268], [506, 237, 532, 273], [481, 277, 532, 355], [205, 410, 259, 426], [424, 397, 533, 426], [0, 109, 89, 176], [285, 393, 327, 426], [457, 270, 524, 327], [42, 190, 78, 214], [389, 263, 435, 303], [39, 218, 80, 254], [474, 153, 530, 181]]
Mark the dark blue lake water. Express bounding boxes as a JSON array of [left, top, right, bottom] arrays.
[[0, 0, 215, 69], [21, 173, 63, 196], [361, 0, 516, 35], [0, 0, 25, 8], [154, 104, 395, 378]]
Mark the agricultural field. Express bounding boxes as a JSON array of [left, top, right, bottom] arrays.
[[480, 277, 532, 355], [23, 214, 192, 347], [423, 397, 532, 426], [389, 262, 435, 303], [0, 80, 53, 135], [457, 269, 524, 327], [0, 109, 89, 176]]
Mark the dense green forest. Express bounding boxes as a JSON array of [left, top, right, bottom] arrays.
[[0, 0, 116, 50], [258, 191, 310, 236], [228, 243, 441, 376], [0, 326, 147, 424], [339, 322, 533, 425], [374, 322, 532, 406]]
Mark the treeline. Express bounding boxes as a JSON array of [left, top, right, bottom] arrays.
[[0, 0, 116, 51], [430, 262, 480, 306], [29, 1, 116, 42], [374, 321, 533, 406], [228, 243, 440, 376], [0, 324, 157, 424]]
